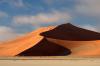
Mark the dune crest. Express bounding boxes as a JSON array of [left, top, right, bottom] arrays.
[[41, 23, 100, 41]]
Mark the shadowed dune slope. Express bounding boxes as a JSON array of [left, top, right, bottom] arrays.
[[18, 38, 71, 56], [40, 23, 100, 41]]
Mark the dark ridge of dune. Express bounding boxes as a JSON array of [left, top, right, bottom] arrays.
[[17, 38, 71, 56], [40, 23, 100, 41]]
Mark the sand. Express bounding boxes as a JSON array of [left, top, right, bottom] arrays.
[[41, 23, 100, 57], [0, 26, 55, 56], [47, 38, 100, 57], [0, 23, 100, 57], [18, 38, 71, 56]]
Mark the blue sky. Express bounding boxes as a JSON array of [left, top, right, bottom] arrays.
[[0, 0, 100, 41]]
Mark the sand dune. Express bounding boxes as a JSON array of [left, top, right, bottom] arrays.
[[0, 23, 100, 57], [47, 38, 100, 57], [0, 26, 55, 56], [41, 23, 100, 57]]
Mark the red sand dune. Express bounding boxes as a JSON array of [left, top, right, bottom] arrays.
[[0, 23, 100, 57], [0, 26, 55, 56], [41, 23, 100, 57]]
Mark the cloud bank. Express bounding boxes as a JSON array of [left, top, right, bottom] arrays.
[[0, 0, 24, 8], [0, 11, 8, 18], [76, 0, 100, 17], [13, 10, 71, 25], [0, 26, 21, 41]]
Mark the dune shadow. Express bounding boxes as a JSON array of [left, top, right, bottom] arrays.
[[40, 23, 100, 41], [18, 38, 71, 56]]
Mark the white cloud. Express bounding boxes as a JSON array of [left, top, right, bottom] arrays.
[[13, 10, 71, 25], [75, 0, 100, 32], [80, 24, 98, 32], [75, 0, 100, 17], [12, 0, 24, 7], [43, 0, 66, 5], [0, 0, 24, 7], [43, 0, 53, 5], [0, 11, 8, 18], [0, 26, 22, 41]]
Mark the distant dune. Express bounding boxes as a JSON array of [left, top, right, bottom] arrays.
[[0, 23, 100, 57]]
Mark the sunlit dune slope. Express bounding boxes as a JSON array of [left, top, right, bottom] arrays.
[[47, 38, 100, 57], [0, 26, 55, 56]]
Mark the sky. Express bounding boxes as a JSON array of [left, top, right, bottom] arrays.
[[0, 0, 100, 41]]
